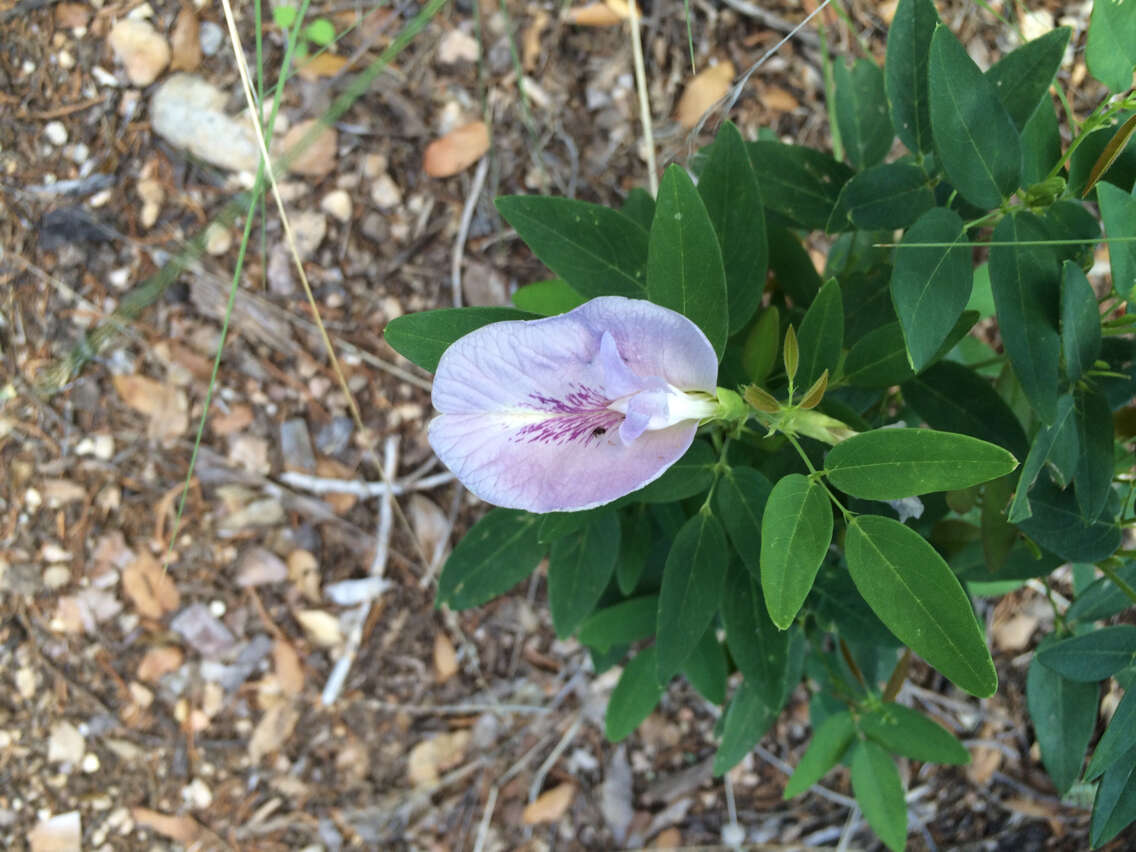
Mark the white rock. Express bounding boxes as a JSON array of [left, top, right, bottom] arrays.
[[370, 174, 402, 209], [204, 222, 232, 255], [28, 811, 81, 852], [43, 121, 68, 146], [43, 565, 71, 590], [66, 142, 89, 164], [150, 74, 260, 172], [48, 721, 85, 766], [136, 177, 164, 229], [198, 21, 223, 56], [290, 210, 327, 259], [320, 189, 352, 223], [107, 18, 170, 86], [438, 29, 479, 64]]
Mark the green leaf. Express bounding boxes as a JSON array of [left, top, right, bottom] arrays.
[[1028, 637, 1100, 795], [1068, 561, 1136, 623], [768, 225, 822, 305], [796, 278, 844, 390], [844, 268, 898, 346], [722, 562, 790, 698], [885, 0, 940, 154], [1098, 182, 1136, 299], [304, 18, 336, 46], [988, 211, 1062, 424], [1084, 113, 1136, 198], [384, 307, 536, 372], [850, 740, 908, 852], [616, 510, 651, 595], [981, 474, 1017, 575], [747, 142, 855, 231], [647, 165, 729, 358], [1017, 477, 1122, 563], [1007, 394, 1077, 523], [902, 361, 1028, 458], [1020, 96, 1062, 186], [783, 711, 856, 798], [579, 595, 658, 650], [495, 196, 648, 297], [1091, 745, 1136, 848], [891, 207, 972, 371], [1086, 686, 1136, 780], [656, 511, 729, 679], [839, 162, 935, 230], [1074, 389, 1114, 521], [1062, 261, 1103, 383], [861, 702, 971, 765], [928, 24, 1021, 209], [844, 311, 978, 388], [712, 679, 780, 775], [539, 509, 600, 543], [547, 512, 620, 638], [682, 626, 728, 704], [809, 556, 901, 646], [436, 509, 545, 609], [619, 440, 716, 505], [511, 279, 586, 316], [846, 514, 998, 697], [605, 646, 665, 742], [699, 121, 769, 334], [621, 187, 656, 230], [272, 4, 298, 28], [742, 306, 780, 385], [1069, 116, 1136, 198], [985, 27, 1071, 130], [835, 58, 894, 169], [825, 428, 1018, 500], [1036, 626, 1136, 682], [761, 474, 834, 630], [714, 466, 773, 577], [1087, 0, 1136, 92]]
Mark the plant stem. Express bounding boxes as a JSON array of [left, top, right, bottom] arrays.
[[1099, 561, 1136, 607]]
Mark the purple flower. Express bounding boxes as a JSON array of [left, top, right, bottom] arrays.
[[429, 296, 719, 513]]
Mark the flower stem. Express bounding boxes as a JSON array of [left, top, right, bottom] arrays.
[[784, 433, 853, 523]]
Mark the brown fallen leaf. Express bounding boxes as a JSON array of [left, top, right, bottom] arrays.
[[522, 10, 550, 71], [564, 2, 624, 27], [434, 631, 459, 683], [423, 121, 490, 178], [298, 52, 350, 80], [122, 553, 180, 619], [523, 783, 577, 824], [280, 119, 338, 178], [967, 721, 1003, 785], [131, 808, 201, 844], [210, 403, 255, 436], [763, 85, 800, 114], [249, 701, 300, 762], [676, 62, 735, 129], [274, 639, 305, 696], [54, 3, 90, 28], [169, 6, 201, 72], [137, 646, 184, 682], [653, 827, 682, 847], [112, 374, 188, 444], [407, 730, 471, 786]]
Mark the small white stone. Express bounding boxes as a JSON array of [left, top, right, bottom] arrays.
[[48, 721, 85, 765], [209, 599, 226, 617], [80, 752, 100, 773], [58, 49, 76, 70], [66, 143, 89, 164], [16, 667, 36, 699], [107, 267, 131, 290], [25, 488, 42, 510], [181, 777, 213, 809], [721, 823, 746, 847], [370, 174, 402, 209], [43, 121, 68, 146], [204, 223, 232, 255], [289, 209, 327, 259], [437, 29, 479, 64], [320, 189, 352, 223], [89, 188, 113, 207], [43, 565, 72, 590], [198, 21, 223, 56]]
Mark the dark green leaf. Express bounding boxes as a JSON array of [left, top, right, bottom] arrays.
[[699, 121, 769, 334], [846, 514, 998, 697], [1020, 96, 1062, 186], [1069, 115, 1136, 197], [1091, 745, 1136, 848], [846, 312, 978, 388], [1037, 626, 1136, 681], [839, 162, 935, 230], [809, 555, 901, 646], [1086, 0, 1136, 92], [511, 278, 586, 316], [714, 466, 773, 577], [1027, 643, 1099, 794], [768, 225, 822, 305], [952, 539, 1063, 582], [825, 428, 1018, 500], [902, 361, 1028, 458], [981, 474, 1017, 575], [384, 307, 536, 373], [618, 440, 716, 504], [647, 165, 729, 357], [1087, 686, 1136, 780], [1069, 562, 1136, 623], [616, 510, 651, 595], [682, 626, 728, 704], [747, 142, 855, 231], [1017, 477, 1122, 563], [722, 562, 790, 701], [742, 306, 780, 385], [761, 474, 834, 630], [928, 24, 1021, 209], [985, 27, 1071, 129], [496, 196, 648, 297], [891, 207, 972, 371], [797, 279, 844, 390], [621, 186, 656, 230], [1062, 261, 1103, 382], [885, 0, 940, 154], [1074, 389, 1114, 521], [835, 58, 894, 169], [548, 512, 620, 638], [436, 509, 545, 609], [843, 268, 897, 346], [539, 509, 601, 543], [989, 214, 1061, 423], [1098, 182, 1136, 299], [851, 740, 908, 852], [605, 646, 665, 741], [783, 711, 856, 798], [579, 595, 658, 651], [657, 511, 729, 679], [1085, 113, 1136, 197], [1007, 394, 1077, 523], [861, 702, 970, 765], [713, 679, 779, 775]]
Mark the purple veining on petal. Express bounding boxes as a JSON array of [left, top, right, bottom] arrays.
[[514, 383, 625, 446]]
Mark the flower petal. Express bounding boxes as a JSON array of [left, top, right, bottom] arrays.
[[428, 296, 717, 512]]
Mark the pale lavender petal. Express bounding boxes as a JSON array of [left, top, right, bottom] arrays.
[[428, 296, 717, 512]]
